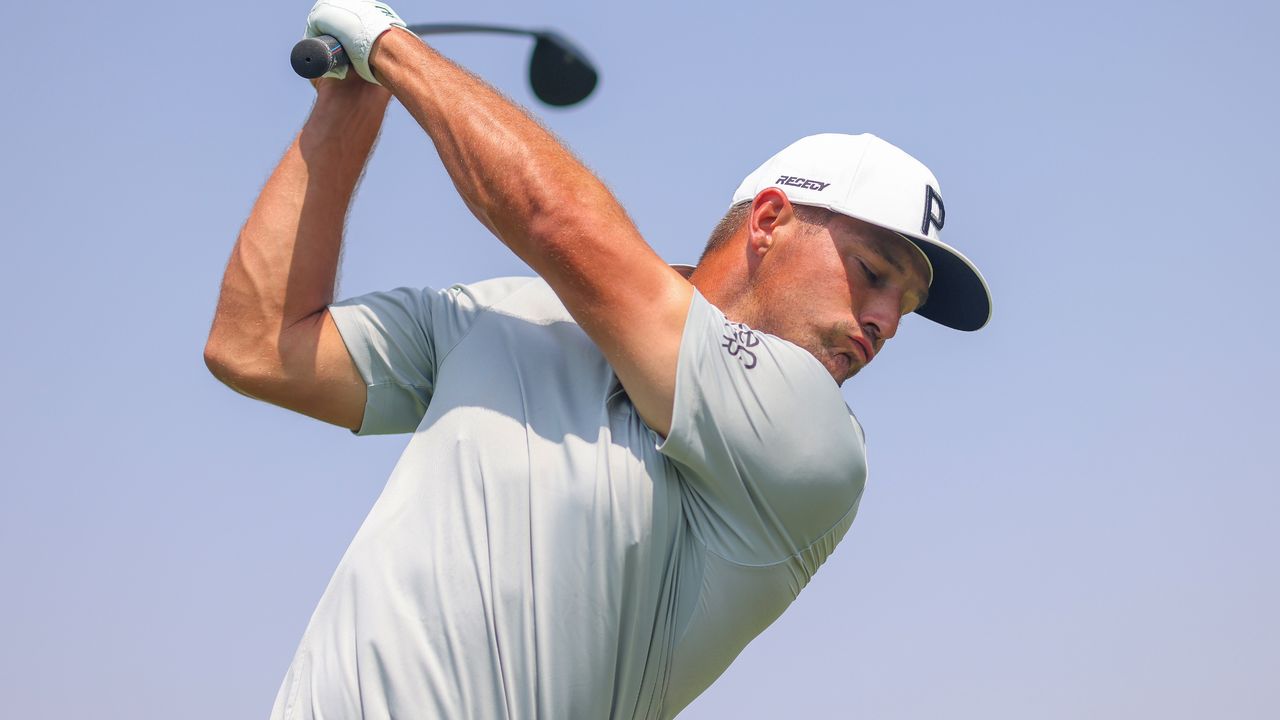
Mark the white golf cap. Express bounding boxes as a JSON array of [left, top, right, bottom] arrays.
[[732, 133, 992, 331]]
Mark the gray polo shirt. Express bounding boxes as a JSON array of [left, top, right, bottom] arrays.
[[269, 277, 867, 720]]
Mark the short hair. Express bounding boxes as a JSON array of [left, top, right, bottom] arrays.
[[698, 201, 834, 263]]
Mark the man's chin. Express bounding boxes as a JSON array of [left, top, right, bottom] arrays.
[[840, 365, 865, 386], [823, 353, 863, 385]]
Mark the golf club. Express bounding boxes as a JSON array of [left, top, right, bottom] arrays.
[[290, 23, 599, 107]]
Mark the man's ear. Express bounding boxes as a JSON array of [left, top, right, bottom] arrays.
[[747, 188, 796, 260]]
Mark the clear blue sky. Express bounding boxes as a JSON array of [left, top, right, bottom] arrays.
[[3, 0, 1277, 717]]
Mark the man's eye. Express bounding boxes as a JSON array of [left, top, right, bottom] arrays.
[[858, 260, 880, 284]]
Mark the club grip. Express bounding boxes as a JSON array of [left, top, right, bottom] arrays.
[[291, 35, 349, 78]]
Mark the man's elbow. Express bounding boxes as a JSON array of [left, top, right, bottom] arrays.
[[203, 336, 240, 390], [203, 336, 268, 399], [204, 337, 234, 384]]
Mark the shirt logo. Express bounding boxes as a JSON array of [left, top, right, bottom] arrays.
[[722, 321, 760, 369], [776, 175, 831, 192]]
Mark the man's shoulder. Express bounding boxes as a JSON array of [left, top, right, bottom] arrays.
[[452, 275, 575, 325], [449, 275, 543, 305]]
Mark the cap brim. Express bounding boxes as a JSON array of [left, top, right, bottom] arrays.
[[901, 235, 991, 331], [670, 263, 697, 279]]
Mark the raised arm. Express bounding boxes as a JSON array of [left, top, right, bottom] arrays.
[[370, 28, 693, 436], [203, 77, 392, 430]]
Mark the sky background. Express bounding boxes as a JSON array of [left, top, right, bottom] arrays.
[[3, 0, 1278, 717]]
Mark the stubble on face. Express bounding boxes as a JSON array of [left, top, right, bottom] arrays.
[[733, 213, 930, 386], [735, 221, 867, 385]]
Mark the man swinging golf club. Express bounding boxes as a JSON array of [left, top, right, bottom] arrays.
[[204, 1, 992, 717]]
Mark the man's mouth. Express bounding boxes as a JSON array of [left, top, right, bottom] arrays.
[[848, 335, 875, 364]]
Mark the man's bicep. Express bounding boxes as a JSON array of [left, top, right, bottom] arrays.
[[561, 262, 694, 438], [267, 310, 368, 431]]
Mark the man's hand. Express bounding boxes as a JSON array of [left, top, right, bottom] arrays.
[[304, 0, 407, 84]]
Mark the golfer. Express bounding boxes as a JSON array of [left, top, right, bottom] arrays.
[[205, 2, 992, 718]]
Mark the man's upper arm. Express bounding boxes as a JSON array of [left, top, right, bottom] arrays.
[[523, 223, 694, 438], [325, 279, 531, 434], [588, 266, 694, 438], [253, 279, 523, 435], [271, 310, 368, 431], [323, 285, 447, 435], [258, 286, 453, 434]]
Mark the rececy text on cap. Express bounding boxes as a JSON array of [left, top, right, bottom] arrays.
[[776, 176, 831, 191]]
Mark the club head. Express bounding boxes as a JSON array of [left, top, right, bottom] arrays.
[[529, 32, 599, 107]]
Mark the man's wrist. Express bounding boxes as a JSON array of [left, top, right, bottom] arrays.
[[306, 91, 390, 139], [313, 84, 392, 109], [368, 25, 417, 87]]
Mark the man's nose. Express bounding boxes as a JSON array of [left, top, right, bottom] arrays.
[[863, 299, 902, 344]]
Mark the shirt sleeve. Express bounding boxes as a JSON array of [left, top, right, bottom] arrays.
[[327, 283, 492, 436], [657, 290, 868, 564]]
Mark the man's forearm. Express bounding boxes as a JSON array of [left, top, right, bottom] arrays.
[[207, 88, 389, 368], [369, 28, 658, 287], [367, 28, 689, 435]]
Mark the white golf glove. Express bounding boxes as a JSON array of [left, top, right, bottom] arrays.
[[303, 0, 408, 84]]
